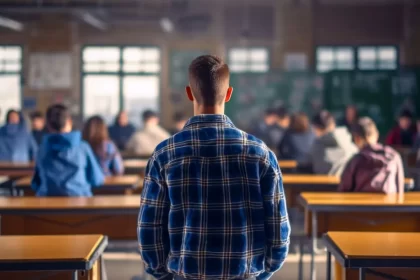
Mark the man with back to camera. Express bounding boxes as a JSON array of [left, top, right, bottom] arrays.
[[138, 55, 290, 280]]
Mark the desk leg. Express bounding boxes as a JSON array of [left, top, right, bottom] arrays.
[[72, 271, 78, 280], [326, 251, 331, 280], [310, 211, 317, 280], [359, 268, 365, 280]]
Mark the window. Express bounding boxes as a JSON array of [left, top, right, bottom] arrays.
[[0, 46, 22, 125], [228, 48, 269, 73], [316, 47, 354, 73], [82, 46, 161, 126], [316, 46, 398, 72], [358, 46, 397, 70]]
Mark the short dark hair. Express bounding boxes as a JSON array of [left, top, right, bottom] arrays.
[[46, 104, 70, 132], [188, 55, 230, 106], [30, 111, 43, 120], [5, 109, 19, 123], [173, 112, 186, 122], [265, 108, 277, 116], [352, 117, 379, 140], [399, 109, 413, 119], [276, 106, 289, 120], [142, 110, 158, 123], [312, 110, 335, 130]]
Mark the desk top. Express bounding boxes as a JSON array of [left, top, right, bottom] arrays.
[[0, 235, 107, 271], [278, 160, 298, 169], [299, 192, 420, 212], [15, 175, 141, 188], [0, 195, 140, 212], [0, 162, 35, 169], [123, 159, 148, 169], [283, 175, 413, 186], [325, 232, 420, 268]]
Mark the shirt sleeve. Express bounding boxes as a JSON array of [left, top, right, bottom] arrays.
[[85, 144, 105, 188], [138, 156, 171, 280], [109, 142, 125, 175], [395, 153, 405, 193], [258, 150, 291, 280], [338, 155, 359, 192]]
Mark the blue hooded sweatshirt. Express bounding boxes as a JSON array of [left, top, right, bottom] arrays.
[[31, 131, 105, 197], [0, 124, 38, 162]]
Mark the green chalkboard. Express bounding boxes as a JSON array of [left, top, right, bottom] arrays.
[[226, 72, 324, 130], [324, 70, 419, 135]]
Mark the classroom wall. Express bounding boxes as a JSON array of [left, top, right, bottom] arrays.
[[0, 1, 419, 127]]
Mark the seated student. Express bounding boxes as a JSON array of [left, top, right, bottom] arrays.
[[413, 119, 420, 151], [30, 111, 47, 146], [83, 115, 124, 176], [126, 110, 170, 155], [386, 110, 417, 147], [169, 112, 188, 135], [271, 106, 291, 149], [338, 105, 359, 132], [108, 111, 136, 151], [306, 110, 358, 176], [0, 109, 37, 163], [278, 112, 315, 162], [252, 108, 278, 148], [31, 104, 104, 197], [339, 117, 404, 193]]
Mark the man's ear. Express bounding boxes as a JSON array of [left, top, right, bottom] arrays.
[[225, 87, 233, 103], [186, 86, 194, 102]]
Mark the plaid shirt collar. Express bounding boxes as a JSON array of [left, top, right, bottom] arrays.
[[184, 114, 236, 129]]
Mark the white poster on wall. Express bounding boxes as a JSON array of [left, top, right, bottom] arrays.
[[29, 52, 72, 90], [284, 53, 308, 71]]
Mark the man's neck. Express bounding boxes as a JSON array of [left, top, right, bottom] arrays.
[[194, 105, 224, 116]]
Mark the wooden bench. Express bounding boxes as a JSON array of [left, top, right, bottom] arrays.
[[13, 175, 142, 196], [298, 192, 420, 280], [0, 234, 107, 280], [324, 231, 420, 280], [0, 196, 140, 241], [284, 175, 414, 208]]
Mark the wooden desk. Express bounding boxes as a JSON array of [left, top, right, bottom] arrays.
[[325, 232, 420, 280], [0, 196, 140, 241], [121, 152, 151, 160], [278, 160, 298, 170], [284, 175, 414, 208], [298, 192, 420, 280], [0, 235, 107, 280], [0, 161, 34, 177], [123, 159, 148, 175], [14, 175, 142, 196]]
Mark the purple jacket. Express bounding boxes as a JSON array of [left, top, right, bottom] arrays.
[[339, 144, 404, 194]]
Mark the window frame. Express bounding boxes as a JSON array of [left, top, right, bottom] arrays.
[[0, 45, 23, 124], [315, 45, 399, 73], [227, 46, 271, 73], [80, 44, 162, 122]]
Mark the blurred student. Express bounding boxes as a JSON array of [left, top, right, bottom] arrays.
[[339, 117, 404, 193], [0, 109, 37, 163], [169, 112, 188, 135], [338, 105, 358, 131], [386, 110, 416, 147], [414, 119, 420, 151], [108, 111, 136, 151], [253, 108, 278, 148], [278, 112, 315, 162], [83, 115, 124, 176], [138, 55, 290, 280], [271, 107, 291, 147], [126, 110, 170, 155], [30, 111, 47, 146], [31, 104, 104, 196], [306, 110, 358, 176]]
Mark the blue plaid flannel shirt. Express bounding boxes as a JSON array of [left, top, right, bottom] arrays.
[[138, 114, 290, 280]]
